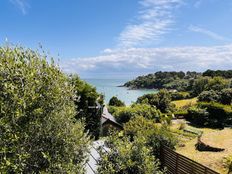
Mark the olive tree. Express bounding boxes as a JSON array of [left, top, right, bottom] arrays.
[[0, 46, 90, 173]]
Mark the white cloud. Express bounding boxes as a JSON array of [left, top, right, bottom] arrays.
[[117, 0, 183, 48], [61, 45, 232, 77], [189, 25, 227, 41], [10, 0, 29, 15]]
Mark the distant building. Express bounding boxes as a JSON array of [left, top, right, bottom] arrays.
[[100, 106, 123, 136]]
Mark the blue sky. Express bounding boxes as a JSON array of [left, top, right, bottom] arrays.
[[1, 0, 232, 78]]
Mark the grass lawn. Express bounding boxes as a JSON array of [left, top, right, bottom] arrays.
[[172, 122, 232, 174], [172, 98, 197, 109]]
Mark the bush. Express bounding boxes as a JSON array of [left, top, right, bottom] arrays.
[[0, 46, 90, 173], [187, 102, 232, 128], [124, 116, 177, 157], [173, 110, 188, 118], [137, 89, 174, 113], [187, 107, 209, 126], [170, 92, 190, 100], [112, 104, 161, 124], [221, 88, 232, 105], [97, 134, 165, 174], [108, 96, 125, 107], [223, 155, 232, 174], [198, 90, 220, 103]]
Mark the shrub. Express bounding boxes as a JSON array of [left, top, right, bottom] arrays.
[[124, 116, 177, 157], [137, 89, 174, 113], [198, 90, 220, 103], [223, 155, 232, 174], [187, 107, 209, 126], [221, 88, 232, 105], [173, 110, 188, 118], [170, 91, 190, 100], [108, 96, 125, 107], [187, 102, 232, 128], [97, 134, 165, 174], [0, 46, 90, 173], [112, 104, 161, 124]]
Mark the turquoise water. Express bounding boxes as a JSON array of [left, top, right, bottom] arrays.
[[85, 79, 157, 105]]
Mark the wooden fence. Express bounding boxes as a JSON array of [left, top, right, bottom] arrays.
[[160, 146, 219, 174]]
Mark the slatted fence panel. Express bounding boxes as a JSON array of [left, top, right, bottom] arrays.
[[161, 146, 220, 174]]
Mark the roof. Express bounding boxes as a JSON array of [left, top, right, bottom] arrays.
[[85, 140, 109, 174], [101, 106, 123, 129]]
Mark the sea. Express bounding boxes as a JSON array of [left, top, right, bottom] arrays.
[[85, 79, 158, 105]]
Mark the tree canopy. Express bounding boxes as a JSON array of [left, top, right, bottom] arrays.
[[0, 46, 90, 173]]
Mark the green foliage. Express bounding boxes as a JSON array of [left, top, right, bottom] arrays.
[[124, 71, 200, 91], [198, 90, 220, 103], [124, 116, 177, 157], [112, 104, 161, 124], [191, 76, 210, 96], [221, 88, 232, 105], [137, 89, 174, 113], [170, 91, 190, 100], [198, 89, 232, 105], [69, 75, 102, 139], [0, 46, 90, 173], [124, 71, 231, 98], [203, 69, 232, 79], [223, 155, 232, 174], [191, 76, 230, 96], [206, 76, 230, 91], [187, 107, 209, 126], [97, 134, 164, 174], [173, 110, 188, 118], [187, 102, 232, 128], [108, 96, 125, 107]]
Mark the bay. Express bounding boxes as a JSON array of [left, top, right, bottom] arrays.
[[85, 79, 158, 105]]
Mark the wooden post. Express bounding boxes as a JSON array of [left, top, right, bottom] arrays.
[[175, 153, 179, 174]]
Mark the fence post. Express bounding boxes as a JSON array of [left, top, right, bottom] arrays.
[[175, 153, 179, 174]]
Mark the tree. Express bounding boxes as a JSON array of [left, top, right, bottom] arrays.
[[137, 89, 173, 113], [97, 134, 164, 174], [124, 116, 177, 157], [112, 104, 161, 124], [0, 46, 90, 173], [221, 88, 232, 105], [206, 76, 230, 91], [108, 96, 125, 107], [198, 90, 220, 103], [191, 76, 209, 96], [69, 75, 102, 139]]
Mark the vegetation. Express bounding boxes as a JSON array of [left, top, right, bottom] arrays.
[[172, 98, 197, 110], [124, 116, 177, 157], [170, 91, 190, 100], [203, 69, 232, 79], [124, 71, 231, 97], [137, 89, 174, 113], [69, 75, 102, 139], [124, 71, 200, 91], [187, 102, 232, 128], [0, 46, 90, 173], [198, 88, 232, 105], [109, 104, 162, 124], [97, 134, 164, 174], [223, 155, 232, 174], [108, 96, 125, 107], [97, 116, 177, 174]]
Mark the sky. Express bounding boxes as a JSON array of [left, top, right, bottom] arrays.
[[0, 0, 232, 79]]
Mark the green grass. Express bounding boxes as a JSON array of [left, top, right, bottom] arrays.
[[172, 98, 197, 109]]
